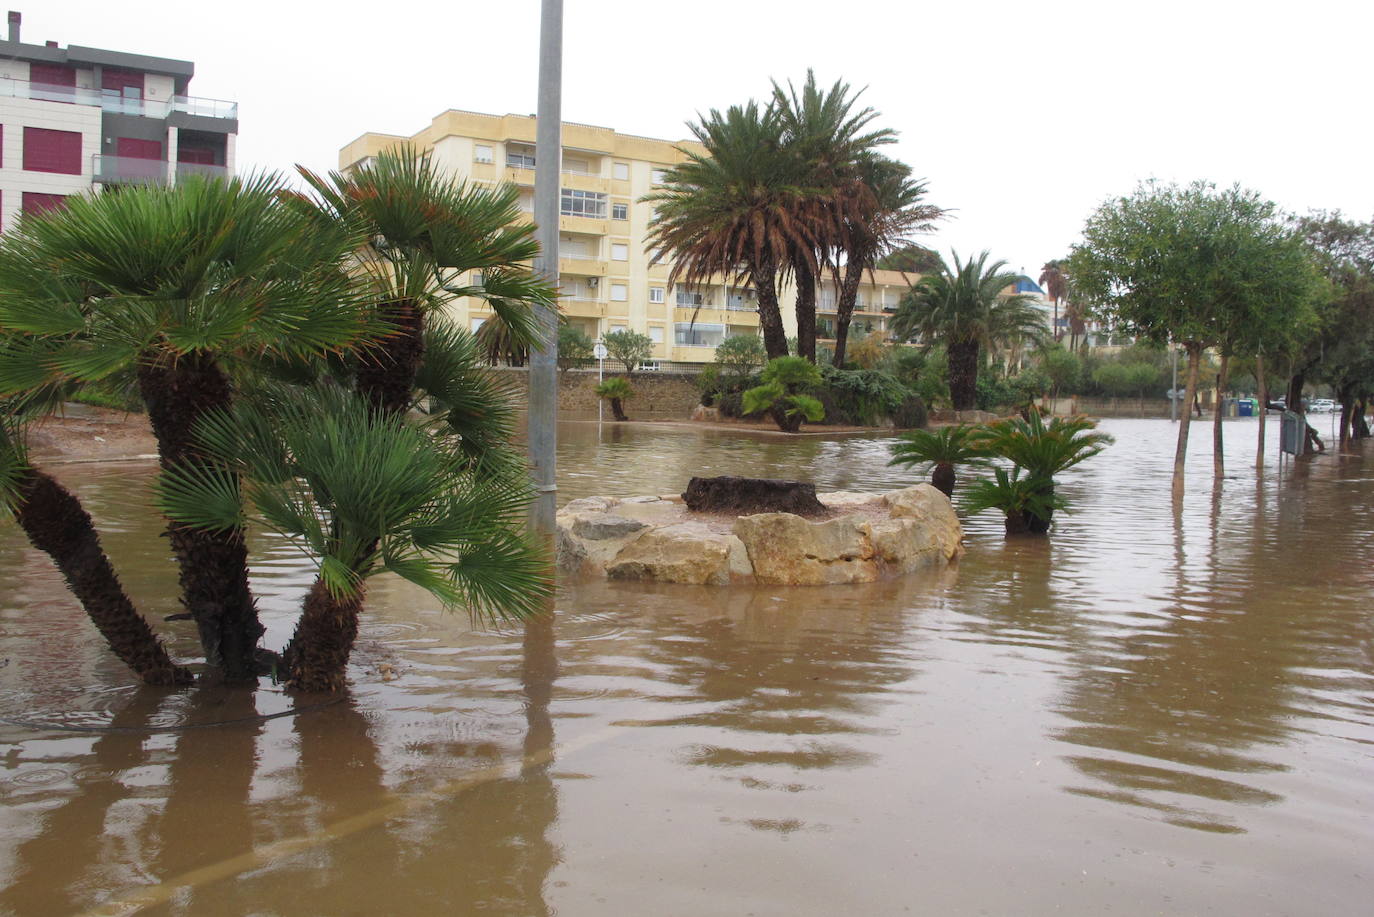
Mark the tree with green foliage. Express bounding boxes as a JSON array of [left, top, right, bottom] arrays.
[[602, 329, 654, 377], [713, 333, 767, 384], [887, 424, 989, 498], [1037, 344, 1082, 403], [743, 356, 825, 432], [1038, 260, 1069, 342], [596, 376, 634, 421], [891, 251, 1048, 411], [1070, 181, 1322, 493], [557, 324, 595, 378], [876, 243, 942, 275]]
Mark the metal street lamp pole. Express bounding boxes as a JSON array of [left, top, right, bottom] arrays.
[[528, 0, 562, 534]]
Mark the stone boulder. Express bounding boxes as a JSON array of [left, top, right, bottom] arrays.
[[605, 523, 748, 585], [732, 513, 879, 585]]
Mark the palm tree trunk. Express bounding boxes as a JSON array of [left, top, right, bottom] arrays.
[[832, 259, 865, 368], [357, 298, 426, 415], [1212, 352, 1229, 479], [138, 352, 263, 681], [1256, 353, 1267, 471], [769, 405, 802, 433], [12, 468, 191, 686], [1172, 342, 1202, 498], [610, 397, 628, 422], [1338, 384, 1354, 449], [931, 462, 955, 498], [948, 340, 980, 411], [793, 259, 817, 363], [283, 578, 364, 693], [752, 255, 789, 360]]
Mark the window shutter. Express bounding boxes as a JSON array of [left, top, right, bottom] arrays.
[[23, 127, 82, 174]]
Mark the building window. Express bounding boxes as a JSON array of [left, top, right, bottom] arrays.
[[611, 243, 629, 261], [474, 144, 493, 163], [652, 168, 669, 185], [648, 326, 664, 344], [610, 323, 627, 333], [613, 162, 629, 180], [23, 127, 82, 175], [647, 247, 664, 264], [507, 145, 536, 169], [470, 317, 486, 333], [22, 192, 68, 216], [676, 290, 708, 307], [649, 287, 665, 304], [610, 283, 628, 302], [560, 188, 607, 219], [675, 322, 725, 348], [612, 202, 628, 221]]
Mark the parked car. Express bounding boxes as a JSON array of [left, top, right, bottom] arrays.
[[1310, 399, 1337, 413]]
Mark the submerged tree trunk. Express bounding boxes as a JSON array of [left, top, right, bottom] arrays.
[[769, 405, 802, 433], [13, 468, 191, 686], [752, 255, 789, 360], [831, 259, 866, 368], [1338, 383, 1354, 449], [1256, 353, 1267, 472], [930, 462, 955, 499], [947, 339, 981, 411], [609, 397, 628, 422], [794, 259, 817, 363], [282, 578, 364, 693], [138, 352, 263, 681], [357, 298, 426, 415], [1213, 352, 1230, 479], [1172, 342, 1202, 499]]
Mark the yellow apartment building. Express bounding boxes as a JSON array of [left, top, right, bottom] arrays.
[[339, 110, 917, 368]]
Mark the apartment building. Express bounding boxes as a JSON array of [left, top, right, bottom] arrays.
[[0, 10, 237, 232], [339, 110, 917, 367]]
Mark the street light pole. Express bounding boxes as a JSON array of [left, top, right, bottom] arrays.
[[528, 0, 562, 535]]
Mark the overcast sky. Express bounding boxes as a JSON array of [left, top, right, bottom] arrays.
[[38, 0, 1374, 277]]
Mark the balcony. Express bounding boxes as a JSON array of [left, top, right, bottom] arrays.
[[560, 298, 605, 319], [559, 256, 607, 277], [92, 154, 167, 185], [176, 161, 229, 182], [0, 78, 236, 120]]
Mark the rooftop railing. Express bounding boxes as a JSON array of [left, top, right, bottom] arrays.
[[0, 78, 237, 120]]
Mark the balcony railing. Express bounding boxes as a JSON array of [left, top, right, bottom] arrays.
[[0, 78, 237, 119], [92, 154, 167, 185], [176, 161, 229, 181]]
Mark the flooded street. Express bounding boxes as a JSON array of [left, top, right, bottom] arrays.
[[2, 418, 1372, 916]]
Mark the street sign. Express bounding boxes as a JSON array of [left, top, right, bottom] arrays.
[[593, 342, 608, 360]]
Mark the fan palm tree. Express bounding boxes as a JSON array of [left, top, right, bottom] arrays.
[[0, 175, 367, 681], [291, 146, 555, 415], [595, 376, 634, 422], [887, 423, 989, 498], [157, 385, 550, 692], [644, 101, 823, 360], [891, 251, 1049, 410]]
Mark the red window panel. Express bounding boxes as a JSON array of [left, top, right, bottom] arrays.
[[23, 127, 82, 174], [101, 69, 145, 95], [177, 146, 217, 165], [29, 62, 77, 87], [22, 192, 68, 216], [117, 137, 162, 160]]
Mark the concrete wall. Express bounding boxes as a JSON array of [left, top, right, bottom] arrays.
[[1071, 397, 1174, 418], [491, 367, 702, 416]]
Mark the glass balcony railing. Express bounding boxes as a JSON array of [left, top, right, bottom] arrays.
[[0, 78, 237, 120], [92, 154, 167, 184], [176, 161, 229, 181]]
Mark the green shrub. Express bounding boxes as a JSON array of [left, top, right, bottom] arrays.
[[816, 366, 907, 426], [891, 393, 928, 429]]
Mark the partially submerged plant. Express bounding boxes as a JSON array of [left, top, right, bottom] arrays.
[[596, 376, 634, 422], [743, 356, 825, 432], [887, 423, 989, 498], [963, 466, 1067, 536]]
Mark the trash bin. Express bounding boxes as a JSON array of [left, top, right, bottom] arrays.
[[1238, 399, 1254, 417]]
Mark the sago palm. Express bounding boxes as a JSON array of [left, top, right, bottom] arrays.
[[157, 384, 551, 692], [892, 251, 1049, 410], [887, 423, 990, 498], [0, 174, 368, 680]]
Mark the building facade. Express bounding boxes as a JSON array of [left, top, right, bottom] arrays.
[[340, 110, 916, 367], [0, 11, 237, 232]]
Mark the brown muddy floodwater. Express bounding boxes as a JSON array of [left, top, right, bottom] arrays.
[[1, 418, 1372, 916]]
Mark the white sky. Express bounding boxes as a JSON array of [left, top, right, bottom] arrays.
[[37, 0, 1374, 278]]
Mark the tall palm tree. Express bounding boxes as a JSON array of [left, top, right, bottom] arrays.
[[644, 102, 822, 360], [1038, 260, 1068, 342], [0, 175, 367, 681], [829, 155, 942, 367], [891, 251, 1049, 411]]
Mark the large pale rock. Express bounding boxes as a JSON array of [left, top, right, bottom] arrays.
[[879, 484, 963, 564], [573, 513, 648, 541], [733, 513, 880, 585], [818, 491, 883, 509], [557, 512, 649, 575], [606, 523, 739, 585]]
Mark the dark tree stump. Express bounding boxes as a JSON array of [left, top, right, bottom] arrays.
[[682, 476, 827, 517]]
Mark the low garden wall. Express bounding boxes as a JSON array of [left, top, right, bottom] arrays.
[[490, 367, 702, 416]]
